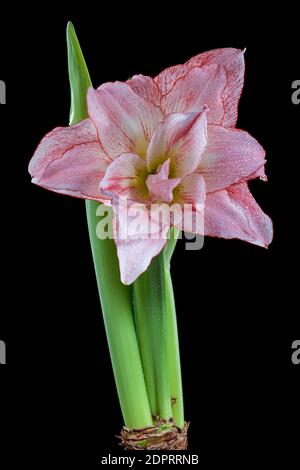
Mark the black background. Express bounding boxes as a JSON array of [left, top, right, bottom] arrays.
[[0, 6, 299, 467]]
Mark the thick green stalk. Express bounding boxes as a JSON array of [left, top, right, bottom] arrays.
[[133, 228, 184, 427], [133, 252, 173, 421], [67, 22, 152, 428], [132, 288, 158, 417]]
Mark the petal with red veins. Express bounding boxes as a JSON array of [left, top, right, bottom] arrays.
[[204, 182, 273, 247], [99, 152, 148, 202], [29, 119, 109, 201], [155, 48, 241, 94], [127, 75, 162, 108], [156, 48, 244, 127], [87, 82, 163, 159], [146, 159, 181, 202], [198, 125, 266, 193], [161, 64, 225, 123], [147, 110, 207, 177], [173, 174, 206, 234]]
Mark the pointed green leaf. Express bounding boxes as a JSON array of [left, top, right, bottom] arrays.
[[67, 21, 92, 125]]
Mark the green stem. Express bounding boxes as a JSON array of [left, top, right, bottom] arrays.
[[165, 265, 184, 429], [164, 227, 184, 428], [164, 226, 180, 269], [132, 288, 158, 417], [133, 252, 173, 421], [67, 21, 152, 429]]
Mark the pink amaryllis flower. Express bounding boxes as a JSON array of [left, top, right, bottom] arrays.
[[29, 48, 273, 284]]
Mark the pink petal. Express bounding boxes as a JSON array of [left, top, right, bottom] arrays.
[[127, 75, 162, 108], [112, 198, 166, 240], [161, 64, 225, 123], [155, 48, 244, 127], [111, 199, 168, 284], [252, 165, 268, 181], [198, 125, 266, 193], [156, 158, 170, 179], [116, 237, 168, 285], [147, 110, 207, 177], [146, 159, 181, 202], [176, 173, 206, 205], [87, 82, 163, 159], [29, 119, 109, 201], [155, 48, 241, 94], [204, 182, 273, 247], [99, 152, 148, 203], [173, 174, 206, 234]]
